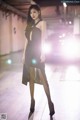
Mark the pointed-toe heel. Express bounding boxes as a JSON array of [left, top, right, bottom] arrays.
[[49, 101, 55, 117]]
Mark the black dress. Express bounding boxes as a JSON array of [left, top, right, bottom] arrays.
[[22, 21, 46, 85]]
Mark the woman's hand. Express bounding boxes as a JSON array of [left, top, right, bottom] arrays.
[[40, 53, 46, 62]]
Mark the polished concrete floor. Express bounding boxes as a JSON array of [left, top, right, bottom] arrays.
[[0, 51, 80, 120]]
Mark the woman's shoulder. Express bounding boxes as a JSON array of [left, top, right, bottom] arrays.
[[39, 20, 46, 29], [40, 20, 46, 24], [34, 20, 47, 32]]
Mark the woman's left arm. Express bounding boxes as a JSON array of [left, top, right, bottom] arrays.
[[40, 20, 47, 62]]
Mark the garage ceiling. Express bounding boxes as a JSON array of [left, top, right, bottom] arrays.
[[0, 0, 80, 18], [0, 0, 62, 18], [2, 0, 31, 13], [1, 0, 61, 14]]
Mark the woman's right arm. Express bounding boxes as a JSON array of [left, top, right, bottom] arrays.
[[22, 39, 28, 64]]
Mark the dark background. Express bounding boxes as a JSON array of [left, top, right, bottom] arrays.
[[34, 0, 80, 6]]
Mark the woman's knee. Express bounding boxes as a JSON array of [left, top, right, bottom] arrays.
[[38, 69, 48, 84]]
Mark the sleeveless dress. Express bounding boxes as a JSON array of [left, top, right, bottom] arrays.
[[22, 20, 46, 85]]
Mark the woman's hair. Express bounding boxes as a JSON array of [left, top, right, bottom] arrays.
[[27, 4, 42, 26]]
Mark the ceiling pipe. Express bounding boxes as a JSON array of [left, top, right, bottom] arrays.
[[0, 0, 27, 18]]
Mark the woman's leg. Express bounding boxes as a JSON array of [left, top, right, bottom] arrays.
[[29, 67, 35, 112], [38, 68, 51, 101], [38, 68, 55, 116]]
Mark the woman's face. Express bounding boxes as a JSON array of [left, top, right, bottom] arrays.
[[30, 8, 40, 20]]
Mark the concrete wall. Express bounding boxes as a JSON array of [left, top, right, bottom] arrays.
[[0, 11, 11, 55], [11, 14, 26, 52], [73, 17, 80, 34], [0, 10, 26, 55]]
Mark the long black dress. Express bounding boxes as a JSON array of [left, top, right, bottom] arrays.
[[22, 21, 47, 85]]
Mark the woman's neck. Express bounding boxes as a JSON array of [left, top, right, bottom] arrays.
[[35, 18, 40, 24]]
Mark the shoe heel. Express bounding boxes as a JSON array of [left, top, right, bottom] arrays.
[[49, 101, 55, 116], [30, 99, 35, 113]]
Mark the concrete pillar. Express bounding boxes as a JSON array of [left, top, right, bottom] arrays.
[[73, 17, 80, 35]]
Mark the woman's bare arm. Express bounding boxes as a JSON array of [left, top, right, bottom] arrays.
[[22, 38, 28, 63], [40, 20, 47, 62], [23, 39, 28, 56], [41, 20, 47, 51]]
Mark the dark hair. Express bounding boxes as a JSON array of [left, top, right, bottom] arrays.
[[27, 4, 42, 27]]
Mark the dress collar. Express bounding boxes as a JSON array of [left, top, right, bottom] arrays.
[[32, 19, 42, 27]]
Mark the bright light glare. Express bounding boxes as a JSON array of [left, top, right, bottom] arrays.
[[59, 33, 66, 38], [62, 33, 66, 37], [63, 2, 67, 7], [61, 40, 80, 59], [42, 43, 52, 54], [65, 66, 80, 81], [6, 59, 12, 64], [69, 21, 72, 24], [32, 59, 37, 64]]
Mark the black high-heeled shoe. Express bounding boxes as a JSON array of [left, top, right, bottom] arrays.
[[30, 99, 35, 113], [28, 99, 35, 119], [49, 101, 55, 117]]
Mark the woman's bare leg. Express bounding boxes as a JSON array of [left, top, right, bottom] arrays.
[[38, 69, 51, 102], [29, 67, 35, 112], [38, 68, 55, 116]]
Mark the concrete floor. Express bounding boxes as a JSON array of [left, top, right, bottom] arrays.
[[0, 51, 80, 120]]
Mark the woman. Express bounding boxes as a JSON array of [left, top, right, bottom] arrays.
[[22, 4, 55, 117]]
